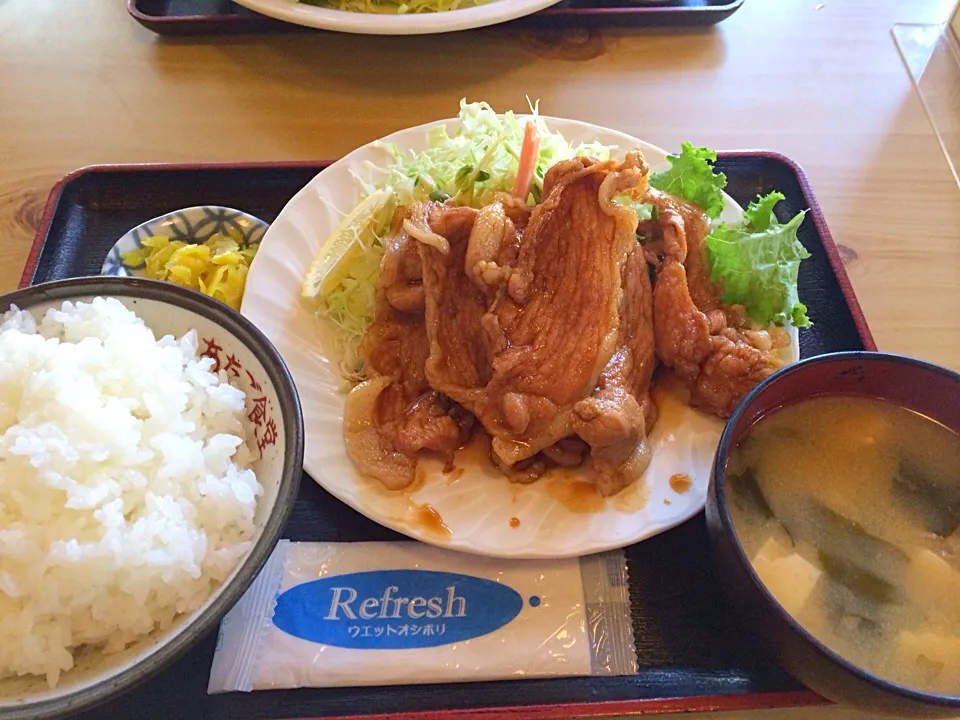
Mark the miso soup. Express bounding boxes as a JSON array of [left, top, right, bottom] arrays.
[[727, 395, 960, 695]]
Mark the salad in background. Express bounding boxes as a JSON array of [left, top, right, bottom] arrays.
[[298, 0, 493, 14]]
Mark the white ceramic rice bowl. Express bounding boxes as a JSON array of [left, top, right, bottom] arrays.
[[0, 276, 303, 720]]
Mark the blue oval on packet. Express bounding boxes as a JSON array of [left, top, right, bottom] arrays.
[[272, 569, 524, 649]]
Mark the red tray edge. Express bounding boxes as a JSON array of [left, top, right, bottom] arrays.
[[125, 0, 744, 26], [288, 690, 826, 719], [21, 153, 877, 355]]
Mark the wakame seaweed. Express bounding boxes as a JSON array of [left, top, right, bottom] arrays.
[[893, 459, 960, 537], [729, 467, 774, 519]]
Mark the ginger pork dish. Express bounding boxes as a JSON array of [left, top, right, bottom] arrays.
[[301, 102, 809, 500]]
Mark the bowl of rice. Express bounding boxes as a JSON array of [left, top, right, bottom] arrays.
[[0, 276, 303, 719]]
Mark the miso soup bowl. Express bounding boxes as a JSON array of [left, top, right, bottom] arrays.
[[705, 351, 960, 717]]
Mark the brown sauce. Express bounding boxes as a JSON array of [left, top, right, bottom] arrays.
[[407, 465, 427, 493], [546, 476, 605, 514], [456, 429, 493, 467], [649, 370, 690, 422], [669, 473, 692, 493], [413, 503, 450, 537], [410, 502, 450, 538], [610, 479, 649, 513]]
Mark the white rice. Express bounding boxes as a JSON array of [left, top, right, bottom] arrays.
[[0, 297, 262, 688]]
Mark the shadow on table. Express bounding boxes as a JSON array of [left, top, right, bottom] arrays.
[[143, 17, 727, 97]]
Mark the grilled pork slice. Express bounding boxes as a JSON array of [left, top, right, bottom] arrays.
[[649, 191, 785, 418], [473, 152, 648, 468], [344, 211, 473, 489], [571, 239, 656, 495], [350, 150, 662, 494]]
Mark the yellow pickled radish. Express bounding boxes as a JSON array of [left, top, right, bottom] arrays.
[[119, 229, 259, 310]]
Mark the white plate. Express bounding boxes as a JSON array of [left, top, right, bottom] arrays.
[[240, 116, 799, 559], [231, 0, 562, 34]]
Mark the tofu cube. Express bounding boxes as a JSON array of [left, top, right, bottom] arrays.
[[907, 549, 960, 626], [752, 537, 823, 616], [898, 631, 960, 679]]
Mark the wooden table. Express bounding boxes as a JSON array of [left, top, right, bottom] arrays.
[[0, 0, 958, 373], [0, 1, 958, 719]]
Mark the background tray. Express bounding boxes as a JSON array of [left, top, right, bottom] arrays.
[[128, 0, 744, 35], [23, 153, 872, 720]]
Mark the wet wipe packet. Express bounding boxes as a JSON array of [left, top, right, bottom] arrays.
[[208, 540, 636, 692]]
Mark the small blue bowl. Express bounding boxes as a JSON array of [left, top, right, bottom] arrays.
[[101, 206, 269, 277]]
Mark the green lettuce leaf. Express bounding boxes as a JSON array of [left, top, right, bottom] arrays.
[[705, 191, 812, 328], [742, 189, 784, 231], [649, 142, 727, 219]]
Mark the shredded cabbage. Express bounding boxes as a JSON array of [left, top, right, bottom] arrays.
[[357, 99, 615, 209], [317, 250, 380, 387], [298, 0, 493, 14], [314, 197, 394, 387], [318, 99, 617, 384]]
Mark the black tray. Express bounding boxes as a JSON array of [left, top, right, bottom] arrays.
[[128, 0, 743, 35], [24, 153, 872, 720]]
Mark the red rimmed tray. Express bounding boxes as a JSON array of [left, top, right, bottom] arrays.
[[127, 0, 743, 35], [24, 153, 870, 720]]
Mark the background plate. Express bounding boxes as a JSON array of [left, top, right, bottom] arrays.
[[240, 117, 799, 559], [128, 0, 744, 34], [231, 0, 563, 34]]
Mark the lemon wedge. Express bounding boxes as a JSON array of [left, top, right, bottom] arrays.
[[301, 190, 394, 300]]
